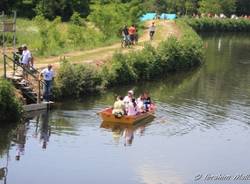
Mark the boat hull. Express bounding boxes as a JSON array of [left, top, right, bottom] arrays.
[[99, 106, 155, 124]]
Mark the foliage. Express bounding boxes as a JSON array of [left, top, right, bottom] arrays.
[[1, 0, 250, 20], [88, 3, 135, 38], [0, 79, 23, 123], [184, 17, 250, 32], [33, 15, 65, 55], [70, 12, 85, 26], [198, 0, 236, 16], [55, 60, 103, 98]]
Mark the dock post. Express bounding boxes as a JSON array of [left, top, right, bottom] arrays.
[[3, 55, 6, 79], [37, 80, 41, 103]]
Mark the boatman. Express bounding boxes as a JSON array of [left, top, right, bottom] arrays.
[[40, 64, 55, 102]]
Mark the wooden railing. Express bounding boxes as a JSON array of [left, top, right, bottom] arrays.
[[3, 53, 47, 103]]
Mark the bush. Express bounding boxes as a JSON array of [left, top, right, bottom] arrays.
[[70, 12, 85, 26], [184, 17, 250, 32], [55, 60, 103, 98], [0, 79, 23, 123]]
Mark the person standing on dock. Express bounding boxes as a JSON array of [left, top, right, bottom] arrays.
[[21, 44, 32, 79], [40, 64, 55, 102]]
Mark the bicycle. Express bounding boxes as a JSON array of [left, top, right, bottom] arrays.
[[121, 36, 131, 48]]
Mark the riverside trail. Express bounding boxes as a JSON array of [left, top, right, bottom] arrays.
[[1, 20, 181, 72], [33, 20, 181, 69]]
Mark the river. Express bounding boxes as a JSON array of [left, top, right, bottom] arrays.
[[0, 33, 250, 184]]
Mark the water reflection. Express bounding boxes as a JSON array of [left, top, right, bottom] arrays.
[[101, 116, 154, 146]]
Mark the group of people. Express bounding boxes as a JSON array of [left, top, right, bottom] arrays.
[[112, 90, 152, 117], [193, 13, 250, 20], [121, 24, 138, 46], [121, 22, 156, 47], [16, 44, 54, 102]]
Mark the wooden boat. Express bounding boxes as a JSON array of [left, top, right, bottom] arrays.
[[99, 104, 156, 124]]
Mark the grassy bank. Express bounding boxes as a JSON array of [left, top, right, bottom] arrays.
[[55, 20, 204, 99], [184, 17, 250, 32], [3, 17, 119, 57], [0, 79, 23, 123]]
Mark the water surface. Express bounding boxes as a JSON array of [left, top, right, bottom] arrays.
[[1, 33, 250, 184]]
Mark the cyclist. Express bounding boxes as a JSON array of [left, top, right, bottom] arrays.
[[121, 25, 130, 48]]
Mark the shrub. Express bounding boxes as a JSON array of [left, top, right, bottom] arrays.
[[0, 79, 23, 123], [55, 60, 103, 98], [70, 12, 85, 26]]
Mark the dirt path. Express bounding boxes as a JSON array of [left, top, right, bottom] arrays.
[[1, 20, 181, 72]]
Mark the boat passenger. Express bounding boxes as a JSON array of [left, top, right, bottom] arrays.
[[112, 96, 125, 118], [123, 90, 134, 112], [143, 92, 151, 111], [127, 98, 137, 116], [137, 94, 145, 113]]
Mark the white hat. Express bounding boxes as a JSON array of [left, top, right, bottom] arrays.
[[128, 90, 134, 95], [21, 44, 27, 48]]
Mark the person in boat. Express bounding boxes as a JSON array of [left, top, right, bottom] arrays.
[[123, 90, 134, 112], [137, 94, 145, 113], [143, 92, 152, 111], [127, 98, 138, 116], [112, 96, 126, 118]]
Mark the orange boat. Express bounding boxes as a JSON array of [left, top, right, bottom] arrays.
[[99, 105, 156, 124]]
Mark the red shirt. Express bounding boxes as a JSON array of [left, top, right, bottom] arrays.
[[128, 26, 136, 35]]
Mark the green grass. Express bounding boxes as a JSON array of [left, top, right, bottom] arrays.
[[3, 18, 120, 58]]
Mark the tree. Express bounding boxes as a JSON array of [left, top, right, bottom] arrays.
[[220, 0, 236, 15], [199, 0, 222, 14], [185, 0, 198, 15], [198, 0, 236, 15], [88, 3, 133, 37], [236, 0, 250, 16]]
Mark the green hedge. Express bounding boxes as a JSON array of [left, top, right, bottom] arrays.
[[0, 79, 23, 123], [102, 20, 204, 87], [184, 17, 250, 32]]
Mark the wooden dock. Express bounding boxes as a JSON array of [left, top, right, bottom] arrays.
[[23, 101, 54, 112]]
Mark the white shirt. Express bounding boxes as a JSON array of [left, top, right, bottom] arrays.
[[149, 25, 156, 32], [127, 102, 137, 116], [22, 49, 31, 64], [123, 95, 132, 111], [41, 68, 54, 81]]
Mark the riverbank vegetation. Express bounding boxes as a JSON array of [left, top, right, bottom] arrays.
[[54, 20, 204, 98], [0, 79, 23, 123], [184, 17, 250, 32]]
